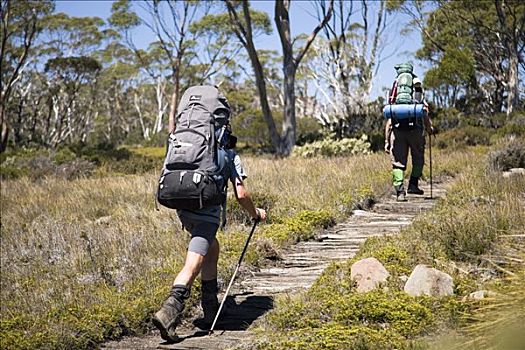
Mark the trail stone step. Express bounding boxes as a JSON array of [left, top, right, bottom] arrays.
[[103, 181, 446, 350]]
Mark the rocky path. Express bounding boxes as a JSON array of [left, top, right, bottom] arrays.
[[103, 181, 447, 350]]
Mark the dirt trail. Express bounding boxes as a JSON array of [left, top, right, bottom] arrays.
[[103, 180, 447, 350]]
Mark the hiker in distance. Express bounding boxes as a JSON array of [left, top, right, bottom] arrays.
[[383, 62, 434, 201], [153, 85, 267, 342]]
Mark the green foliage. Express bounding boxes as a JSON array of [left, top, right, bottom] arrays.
[[0, 273, 178, 350], [423, 48, 475, 88], [296, 117, 324, 146], [259, 323, 407, 350], [231, 109, 273, 150], [45, 56, 102, 76], [109, 0, 140, 29], [292, 135, 372, 158], [53, 147, 77, 164], [357, 242, 413, 276], [261, 210, 336, 245], [436, 126, 491, 149], [261, 279, 447, 349], [415, 0, 524, 114]]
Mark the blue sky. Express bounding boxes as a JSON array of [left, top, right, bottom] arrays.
[[55, 0, 426, 100]]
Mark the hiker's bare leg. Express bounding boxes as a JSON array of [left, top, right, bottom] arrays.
[[173, 252, 205, 287], [201, 238, 219, 281]]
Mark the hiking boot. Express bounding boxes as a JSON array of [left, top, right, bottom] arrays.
[[201, 278, 221, 325], [152, 285, 189, 343], [407, 177, 424, 195], [395, 184, 407, 202]]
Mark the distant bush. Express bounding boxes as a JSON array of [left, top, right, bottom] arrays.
[[368, 132, 385, 152], [296, 116, 324, 146], [0, 148, 96, 180], [433, 107, 462, 129], [494, 113, 525, 139], [436, 126, 491, 149], [292, 134, 371, 158], [488, 138, 525, 171], [0, 144, 161, 180]]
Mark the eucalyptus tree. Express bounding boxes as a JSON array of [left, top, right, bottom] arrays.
[[95, 41, 140, 143], [225, 0, 333, 156], [43, 56, 101, 146], [0, 0, 53, 152], [35, 12, 116, 146], [307, 0, 390, 137], [110, 0, 245, 137], [400, 0, 524, 114]]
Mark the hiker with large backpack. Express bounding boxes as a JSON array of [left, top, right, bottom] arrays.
[[153, 85, 267, 342], [383, 62, 434, 201]]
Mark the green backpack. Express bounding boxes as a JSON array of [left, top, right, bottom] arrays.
[[394, 62, 414, 104]]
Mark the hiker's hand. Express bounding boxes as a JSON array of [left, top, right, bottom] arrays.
[[254, 208, 266, 222], [427, 126, 435, 135], [384, 143, 390, 154]]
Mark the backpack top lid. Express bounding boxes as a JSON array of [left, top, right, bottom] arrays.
[[394, 62, 413, 75], [177, 85, 231, 126]]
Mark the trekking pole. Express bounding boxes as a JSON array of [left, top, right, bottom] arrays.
[[209, 218, 259, 335], [429, 132, 433, 199]]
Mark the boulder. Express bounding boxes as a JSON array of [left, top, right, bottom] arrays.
[[404, 264, 454, 297], [350, 257, 390, 293]]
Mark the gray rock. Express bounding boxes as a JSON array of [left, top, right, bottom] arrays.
[[462, 290, 497, 301], [404, 264, 454, 297], [94, 215, 112, 225], [350, 257, 390, 293], [502, 167, 525, 178]]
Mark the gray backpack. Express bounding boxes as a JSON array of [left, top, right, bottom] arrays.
[[157, 85, 231, 210]]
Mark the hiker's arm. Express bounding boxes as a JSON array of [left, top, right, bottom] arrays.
[[232, 177, 266, 221], [384, 119, 392, 153]]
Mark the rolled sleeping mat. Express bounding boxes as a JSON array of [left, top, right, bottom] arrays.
[[383, 104, 426, 119]]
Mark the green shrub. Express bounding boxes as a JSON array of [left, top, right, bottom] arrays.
[[53, 147, 77, 164], [262, 287, 441, 350], [261, 210, 335, 245], [0, 164, 27, 179], [436, 126, 491, 149], [494, 113, 525, 139], [357, 242, 413, 275], [487, 138, 525, 171], [432, 107, 462, 130], [368, 132, 385, 152]]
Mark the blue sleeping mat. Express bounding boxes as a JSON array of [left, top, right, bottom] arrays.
[[383, 104, 426, 119]]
